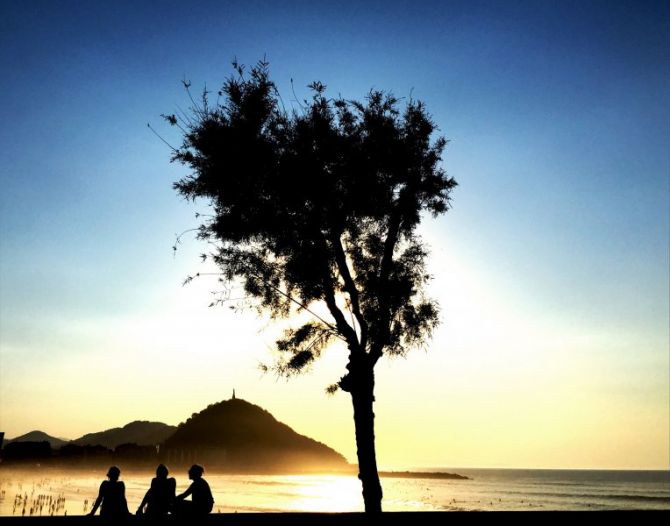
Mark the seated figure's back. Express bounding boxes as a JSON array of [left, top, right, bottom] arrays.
[[100, 480, 126, 517], [147, 477, 176, 516], [191, 478, 214, 514]]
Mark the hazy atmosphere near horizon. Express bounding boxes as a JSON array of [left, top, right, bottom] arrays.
[[1, 0, 668, 473]]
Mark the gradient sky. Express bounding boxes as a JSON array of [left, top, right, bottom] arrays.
[[1, 0, 668, 470]]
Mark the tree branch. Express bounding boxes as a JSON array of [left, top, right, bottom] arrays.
[[322, 279, 361, 352], [183, 271, 344, 341], [369, 207, 403, 363], [332, 234, 368, 349]]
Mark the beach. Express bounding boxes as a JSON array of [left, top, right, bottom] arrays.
[[1, 467, 668, 516]]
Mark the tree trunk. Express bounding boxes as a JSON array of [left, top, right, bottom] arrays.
[[349, 360, 383, 513]]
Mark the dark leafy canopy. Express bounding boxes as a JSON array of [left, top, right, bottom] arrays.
[[170, 60, 457, 386]]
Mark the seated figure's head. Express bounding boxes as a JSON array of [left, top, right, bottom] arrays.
[[107, 466, 121, 481], [156, 464, 169, 479], [188, 464, 204, 480]]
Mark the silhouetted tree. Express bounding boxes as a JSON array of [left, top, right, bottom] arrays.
[[166, 60, 456, 512]]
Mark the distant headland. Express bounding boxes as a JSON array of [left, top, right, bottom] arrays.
[[1, 397, 346, 474], [379, 471, 469, 480]]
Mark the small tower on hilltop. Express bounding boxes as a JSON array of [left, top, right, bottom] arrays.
[[232, 389, 236, 400]]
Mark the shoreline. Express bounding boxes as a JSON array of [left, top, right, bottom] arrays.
[[1, 468, 667, 515]]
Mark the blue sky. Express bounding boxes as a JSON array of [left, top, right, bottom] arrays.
[[1, 0, 668, 468]]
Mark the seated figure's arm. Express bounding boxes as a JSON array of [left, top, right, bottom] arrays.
[[137, 487, 152, 514], [88, 482, 105, 516], [176, 482, 193, 500]]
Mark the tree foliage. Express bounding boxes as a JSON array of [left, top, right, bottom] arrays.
[[168, 60, 456, 388]]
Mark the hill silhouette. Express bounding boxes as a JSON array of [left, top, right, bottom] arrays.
[[6, 431, 69, 448], [162, 397, 348, 473], [72, 421, 176, 449]]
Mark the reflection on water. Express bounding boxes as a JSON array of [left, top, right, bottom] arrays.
[[236, 475, 363, 512], [1, 468, 668, 515], [0, 470, 371, 516]]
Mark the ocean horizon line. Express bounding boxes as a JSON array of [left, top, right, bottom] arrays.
[[403, 466, 670, 473]]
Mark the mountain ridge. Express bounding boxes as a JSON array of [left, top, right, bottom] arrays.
[[3, 398, 349, 473], [72, 421, 176, 449], [5, 431, 69, 448]]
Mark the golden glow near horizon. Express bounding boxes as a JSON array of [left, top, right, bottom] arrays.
[[1, 231, 667, 471], [1, 0, 669, 478]]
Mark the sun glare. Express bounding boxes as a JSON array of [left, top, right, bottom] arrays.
[[283, 475, 362, 512]]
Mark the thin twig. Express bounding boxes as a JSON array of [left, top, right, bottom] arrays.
[[147, 123, 177, 152], [187, 271, 343, 340]]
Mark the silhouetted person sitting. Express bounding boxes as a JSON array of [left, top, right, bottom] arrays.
[[136, 464, 176, 518], [173, 464, 214, 517], [88, 466, 129, 519]]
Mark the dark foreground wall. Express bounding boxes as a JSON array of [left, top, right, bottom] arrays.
[[0, 511, 664, 525]]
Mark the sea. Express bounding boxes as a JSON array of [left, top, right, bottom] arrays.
[[0, 467, 668, 515]]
